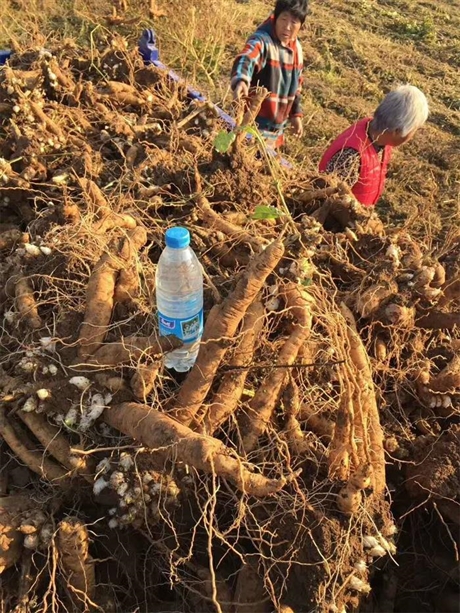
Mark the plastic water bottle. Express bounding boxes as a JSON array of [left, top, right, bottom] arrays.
[[156, 227, 203, 372]]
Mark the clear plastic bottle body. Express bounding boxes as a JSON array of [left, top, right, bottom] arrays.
[[156, 244, 203, 372]]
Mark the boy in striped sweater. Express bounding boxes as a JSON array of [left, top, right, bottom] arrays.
[[231, 0, 309, 149]]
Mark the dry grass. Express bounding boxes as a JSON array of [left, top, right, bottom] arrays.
[[1, 0, 458, 246], [49, 0, 455, 240]]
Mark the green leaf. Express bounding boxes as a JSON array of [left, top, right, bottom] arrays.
[[251, 205, 285, 220], [242, 125, 257, 137], [213, 130, 236, 153], [301, 278, 313, 287]]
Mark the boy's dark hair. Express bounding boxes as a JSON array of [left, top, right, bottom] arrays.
[[274, 0, 309, 24]]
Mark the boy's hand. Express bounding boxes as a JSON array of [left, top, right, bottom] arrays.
[[233, 81, 249, 100], [289, 116, 303, 138]]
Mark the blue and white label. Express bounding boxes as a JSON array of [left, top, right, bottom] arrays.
[[158, 309, 203, 342]]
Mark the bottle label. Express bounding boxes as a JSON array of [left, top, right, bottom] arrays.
[[158, 309, 203, 343]]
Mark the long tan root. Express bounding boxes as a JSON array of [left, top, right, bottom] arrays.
[[77, 252, 118, 357], [281, 376, 312, 455], [333, 304, 386, 496], [233, 87, 269, 152], [201, 300, 265, 434], [15, 278, 42, 330], [299, 403, 335, 441], [94, 209, 137, 234], [198, 195, 265, 251], [171, 238, 285, 427], [86, 334, 181, 367], [58, 518, 96, 610], [78, 227, 147, 357], [104, 402, 287, 497], [415, 311, 460, 330], [241, 283, 314, 454], [77, 177, 109, 211], [0, 407, 69, 486], [28, 99, 65, 141], [16, 411, 95, 480]]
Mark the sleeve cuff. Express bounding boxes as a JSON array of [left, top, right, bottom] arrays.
[[231, 75, 251, 90]]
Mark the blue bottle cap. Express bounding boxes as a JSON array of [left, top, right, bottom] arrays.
[[165, 226, 190, 249]]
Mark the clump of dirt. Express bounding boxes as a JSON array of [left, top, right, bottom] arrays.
[[406, 426, 460, 513]]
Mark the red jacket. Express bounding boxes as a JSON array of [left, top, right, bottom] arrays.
[[319, 118, 393, 207]]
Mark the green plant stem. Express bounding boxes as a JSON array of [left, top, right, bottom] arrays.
[[243, 126, 300, 238]]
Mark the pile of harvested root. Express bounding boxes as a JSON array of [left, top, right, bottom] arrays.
[[0, 34, 459, 613]]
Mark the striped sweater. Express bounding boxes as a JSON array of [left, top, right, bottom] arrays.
[[231, 15, 303, 142]]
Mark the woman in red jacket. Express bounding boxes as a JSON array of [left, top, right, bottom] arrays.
[[319, 85, 429, 207]]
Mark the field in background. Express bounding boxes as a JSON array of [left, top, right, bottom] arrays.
[[1, 0, 458, 242]]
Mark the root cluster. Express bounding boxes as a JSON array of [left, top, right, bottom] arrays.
[[0, 36, 458, 613]]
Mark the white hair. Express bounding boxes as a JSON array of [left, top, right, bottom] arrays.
[[373, 85, 429, 136]]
